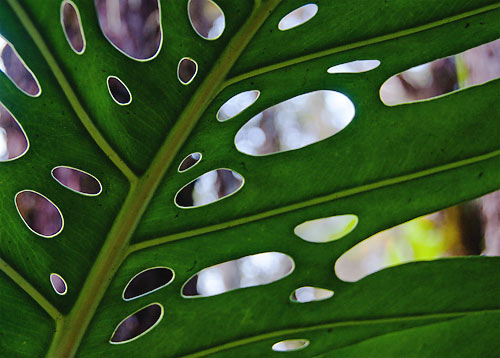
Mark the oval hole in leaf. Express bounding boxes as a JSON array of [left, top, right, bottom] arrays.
[[272, 339, 310, 352], [15, 190, 64, 238], [51, 166, 102, 196], [278, 4, 318, 31], [182, 252, 294, 298], [290, 286, 333, 303], [95, 0, 162, 61], [380, 37, 500, 105], [50, 273, 67, 295], [123, 267, 174, 301], [175, 169, 244, 208], [216, 90, 260, 122], [335, 214, 468, 282], [178, 152, 202, 172], [107, 76, 132, 105], [0, 103, 29, 162], [294, 214, 358, 243], [178, 57, 198, 85], [110, 303, 163, 344], [0, 35, 41, 96], [60, 0, 86, 54], [235, 90, 354, 156], [327, 60, 380, 74], [188, 0, 225, 40]]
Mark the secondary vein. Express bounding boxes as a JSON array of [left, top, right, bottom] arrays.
[[222, 1, 500, 89], [44, 1, 283, 357], [179, 307, 500, 357], [130, 148, 500, 253], [0, 257, 63, 322], [6, 0, 137, 183]]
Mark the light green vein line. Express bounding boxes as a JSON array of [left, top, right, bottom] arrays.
[[180, 308, 500, 358], [45, 1, 283, 357], [222, 2, 500, 89], [6, 0, 137, 183], [0, 257, 63, 322], [129, 148, 500, 254]]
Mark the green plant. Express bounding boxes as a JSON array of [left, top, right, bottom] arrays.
[[1, 0, 500, 357]]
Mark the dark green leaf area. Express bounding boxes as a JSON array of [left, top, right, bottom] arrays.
[[1, 0, 500, 357], [0, 0, 129, 314], [80, 255, 500, 357], [13, 0, 253, 173], [0, 273, 54, 358]]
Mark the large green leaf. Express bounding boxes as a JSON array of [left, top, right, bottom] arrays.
[[1, 0, 500, 357]]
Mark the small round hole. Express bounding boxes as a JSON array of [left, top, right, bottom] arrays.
[[178, 152, 202, 172], [178, 57, 198, 85], [107, 76, 132, 105], [50, 273, 67, 295]]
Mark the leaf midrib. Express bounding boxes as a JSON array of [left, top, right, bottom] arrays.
[[1, 0, 282, 357], [4, 0, 499, 357]]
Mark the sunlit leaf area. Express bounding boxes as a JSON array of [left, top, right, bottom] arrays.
[[2, 0, 500, 357]]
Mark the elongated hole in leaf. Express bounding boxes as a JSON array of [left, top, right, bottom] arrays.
[[123, 267, 174, 301], [61, 0, 86, 54], [188, 0, 225, 40], [175, 169, 244, 208], [0, 102, 29, 161], [294, 214, 358, 243], [178, 152, 201, 172], [272, 339, 310, 352], [278, 4, 318, 31], [327, 60, 380, 74], [380, 37, 500, 105], [235, 90, 354, 156], [107, 76, 132, 105], [0, 35, 41, 97], [51, 166, 102, 196], [15, 191, 64, 238], [182, 252, 294, 298], [178, 57, 198, 85], [335, 214, 472, 282], [290, 287, 333, 303], [216, 90, 260, 122], [95, 0, 162, 61], [110, 303, 163, 344], [50, 273, 67, 295]]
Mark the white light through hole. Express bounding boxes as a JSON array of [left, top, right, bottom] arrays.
[[292, 287, 334, 303], [235, 90, 355, 156], [193, 170, 218, 206], [327, 60, 380, 74], [0, 128, 7, 160], [217, 90, 260, 122], [295, 214, 358, 243], [278, 4, 318, 31], [188, 252, 294, 297], [0, 36, 6, 72], [272, 339, 310, 352]]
